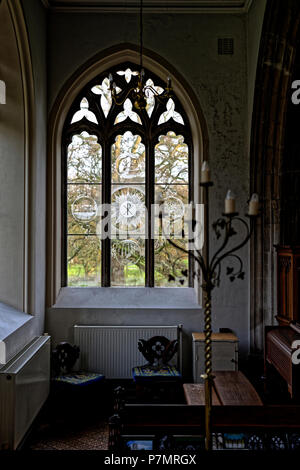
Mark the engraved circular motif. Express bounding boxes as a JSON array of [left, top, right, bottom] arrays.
[[111, 239, 141, 265], [111, 186, 145, 231], [71, 196, 98, 222], [119, 200, 137, 218], [163, 196, 185, 220]]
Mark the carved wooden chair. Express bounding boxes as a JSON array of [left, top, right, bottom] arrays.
[[51, 342, 105, 418], [52, 341, 105, 387], [132, 335, 182, 401]]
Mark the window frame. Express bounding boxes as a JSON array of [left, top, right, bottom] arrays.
[[61, 62, 194, 288]]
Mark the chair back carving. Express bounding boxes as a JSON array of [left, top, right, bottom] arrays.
[[138, 336, 178, 368], [52, 342, 80, 375]]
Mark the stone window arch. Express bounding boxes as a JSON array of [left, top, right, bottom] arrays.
[[47, 46, 208, 304]]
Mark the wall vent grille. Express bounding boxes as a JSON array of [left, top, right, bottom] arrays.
[[218, 38, 234, 55]]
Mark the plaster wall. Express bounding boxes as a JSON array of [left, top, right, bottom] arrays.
[[0, 0, 25, 310], [0, 0, 47, 361]]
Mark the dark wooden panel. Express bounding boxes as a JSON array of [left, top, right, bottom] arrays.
[[265, 324, 300, 398], [120, 404, 300, 429], [276, 246, 300, 325], [267, 338, 291, 384]]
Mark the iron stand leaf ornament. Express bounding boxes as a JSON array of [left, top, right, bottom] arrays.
[[158, 182, 259, 451]]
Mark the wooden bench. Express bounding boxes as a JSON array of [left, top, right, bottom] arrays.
[[109, 403, 300, 450], [184, 371, 263, 406]]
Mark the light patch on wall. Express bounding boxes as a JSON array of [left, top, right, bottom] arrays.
[[0, 340, 6, 364], [0, 80, 5, 104]]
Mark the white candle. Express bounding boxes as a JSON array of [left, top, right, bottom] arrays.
[[248, 193, 259, 216], [225, 190, 236, 214], [201, 161, 211, 183]]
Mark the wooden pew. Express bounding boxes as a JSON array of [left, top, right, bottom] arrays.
[[116, 404, 300, 430], [109, 374, 299, 450], [109, 403, 300, 449]]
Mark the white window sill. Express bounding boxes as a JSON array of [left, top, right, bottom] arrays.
[[53, 287, 200, 310], [0, 302, 33, 364]]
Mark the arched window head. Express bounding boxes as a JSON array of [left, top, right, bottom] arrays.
[[62, 62, 193, 288]]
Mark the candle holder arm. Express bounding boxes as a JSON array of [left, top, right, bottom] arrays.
[[210, 216, 254, 276], [166, 237, 208, 282], [111, 85, 140, 107], [209, 217, 234, 270], [214, 253, 244, 284]]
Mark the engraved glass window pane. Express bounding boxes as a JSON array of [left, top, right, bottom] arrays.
[[114, 99, 142, 125], [67, 235, 101, 286], [111, 131, 145, 183], [158, 98, 184, 125], [64, 63, 192, 288], [144, 78, 164, 117], [155, 132, 188, 184], [155, 184, 189, 245], [71, 97, 98, 124], [111, 238, 145, 286], [117, 68, 139, 83], [154, 238, 188, 287], [91, 77, 121, 118], [67, 184, 101, 234], [67, 132, 102, 183], [111, 185, 146, 235], [155, 185, 188, 218]]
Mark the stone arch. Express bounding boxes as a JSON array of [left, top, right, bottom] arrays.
[[249, 0, 300, 352], [47, 43, 209, 306], [0, 0, 35, 313]]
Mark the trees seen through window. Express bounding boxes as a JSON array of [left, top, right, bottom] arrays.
[[63, 64, 192, 287]]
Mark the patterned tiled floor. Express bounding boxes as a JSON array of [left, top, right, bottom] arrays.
[[27, 419, 109, 450]]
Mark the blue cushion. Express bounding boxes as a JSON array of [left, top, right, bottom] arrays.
[[53, 371, 105, 386], [132, 365, 181, 382]]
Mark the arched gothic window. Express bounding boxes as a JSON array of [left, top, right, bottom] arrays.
[[62, 63, 193, 287]]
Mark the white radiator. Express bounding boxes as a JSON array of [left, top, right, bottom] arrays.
[[0, 336, 50, 450], [74, 325, 182, 379]]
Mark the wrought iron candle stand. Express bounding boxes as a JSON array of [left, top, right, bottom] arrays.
[[162, 181, 259, 451]]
